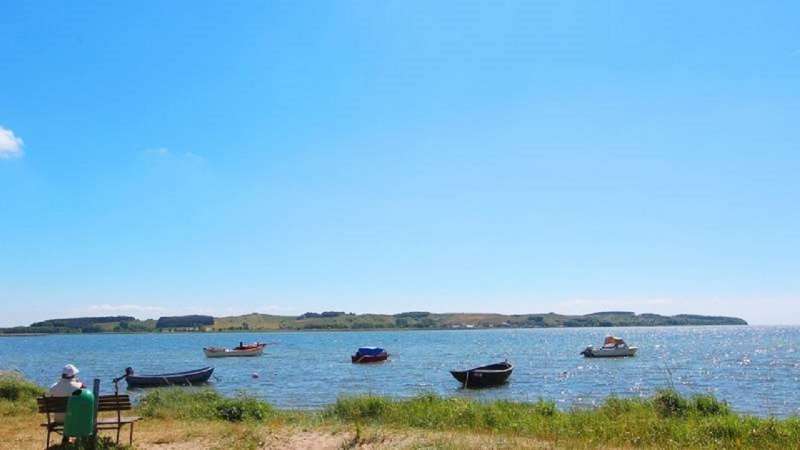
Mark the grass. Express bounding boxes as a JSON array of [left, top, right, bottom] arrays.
[[0, 371, 45, 416], [135, 389, 798, 448], [2, 372, 799, 449], [324, 392, 800, 449], [137, 388, 275, 422]]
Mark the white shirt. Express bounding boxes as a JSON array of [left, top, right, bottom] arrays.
[[47, 377, 84, 423]]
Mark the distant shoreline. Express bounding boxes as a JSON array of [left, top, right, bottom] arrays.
[[0, 323, 752, 337], [0, 333, 48, 337], [1, 311, 748, 335]]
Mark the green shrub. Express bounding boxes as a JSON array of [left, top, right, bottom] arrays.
[[0, 372, 45, 401], [653, 389, 689, 417], [0, 372, 45, 415], [215, 397, 273, 422], [691, 394, 730, 416]]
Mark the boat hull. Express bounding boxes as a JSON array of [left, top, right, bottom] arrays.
[[351, 352, 389, 363], [204, 346, 264, 358], [125, 367, 214, 388], [450, 362, 513, 388], [581, 346, 638, 358]]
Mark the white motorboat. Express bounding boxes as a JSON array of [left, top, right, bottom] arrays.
[[581, 336, 637, 358]]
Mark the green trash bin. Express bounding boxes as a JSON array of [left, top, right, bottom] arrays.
[[64, 388, 95, 438]]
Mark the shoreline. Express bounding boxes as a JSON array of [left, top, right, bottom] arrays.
[[3, 311, 749, 336], [0, 323, 755, 337], [1, 372, 799, 449]]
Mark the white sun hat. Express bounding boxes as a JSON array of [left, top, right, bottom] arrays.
[[62, 364, 80, 378]]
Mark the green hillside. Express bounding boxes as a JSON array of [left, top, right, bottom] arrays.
[[213, 310, 747, 331], [1, 311, 746, 334]]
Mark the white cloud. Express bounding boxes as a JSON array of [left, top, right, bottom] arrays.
[[0, 126, 24, 159], [143, 147, 206, 164], [88, 304, 167, 314]]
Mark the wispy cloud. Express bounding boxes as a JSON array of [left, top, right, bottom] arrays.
[[87, 304, 167, 314], [143, 147, 205, 163], [0, 126, 24, 159]]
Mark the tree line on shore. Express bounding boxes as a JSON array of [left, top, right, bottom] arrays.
[[1, 310, 746, 334]]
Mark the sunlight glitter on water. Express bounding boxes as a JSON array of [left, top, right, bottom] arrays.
[[1, 326, 798, 417]]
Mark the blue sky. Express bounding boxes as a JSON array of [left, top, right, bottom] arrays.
[[1, 1, 798, 326]]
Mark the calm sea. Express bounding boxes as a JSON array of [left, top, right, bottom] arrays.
[[2, 326, 798, 417]]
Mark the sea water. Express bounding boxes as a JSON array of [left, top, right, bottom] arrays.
[[1, 326, 798, 417]]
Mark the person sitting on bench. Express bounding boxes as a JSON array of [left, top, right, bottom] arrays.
[[47, 364, 85, 423]]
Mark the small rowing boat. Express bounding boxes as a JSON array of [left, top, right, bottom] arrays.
[[204, 343, 266, 358], [450, 361, 513, 388], [351, 347, 389, 363], [123, 367, 214, 388]]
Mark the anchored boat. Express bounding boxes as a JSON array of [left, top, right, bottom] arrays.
[[123, 367, 214, 388], [204, 342, 266, 358], [581, 336, 638, 357], [450, 361, 513, 388], [351, 347, 389, 363]]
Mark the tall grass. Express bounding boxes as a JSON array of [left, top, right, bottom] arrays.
[[0, 371, 45, 415], [137, 388, 274, 422], [2, 371, 799, 449], [325, 391, 800, 449]]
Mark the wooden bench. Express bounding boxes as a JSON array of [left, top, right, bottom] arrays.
[[37, 394, 140, 447]]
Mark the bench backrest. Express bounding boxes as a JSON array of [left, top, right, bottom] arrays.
[[97, 395, 132, 412], [38, 394, 132, 414], [37, 396, 68, 414]]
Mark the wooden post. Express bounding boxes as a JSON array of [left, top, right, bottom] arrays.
[[91, 378, 100, 449]]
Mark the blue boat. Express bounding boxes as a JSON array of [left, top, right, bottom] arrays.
[[352, 347, 388, 363]]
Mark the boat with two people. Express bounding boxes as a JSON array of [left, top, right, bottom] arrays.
[[203, 342, 267, 358], [351, 347, 389, 363], [121, 366, 215, 388], [450, 361, 513, 388], [581, 336, 638, 358]]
